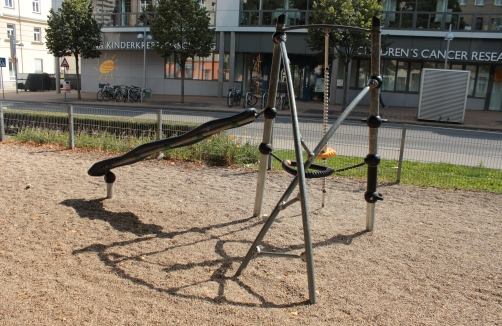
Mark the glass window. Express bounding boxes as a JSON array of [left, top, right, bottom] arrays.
[[8, 58, 15, 80], [382, 60, 396, 91], [35, 59, 43, 72], [234, 53, 244, 82], [7, 24, 14, 38], [496, 0, 502, 5], [5, 0, 14, 8], [213, 53, 220, 80], [475, 0, 485, 5], [409, 62, 421, 92], [223, 53, 230, 81], [357, 60, 370, 88], [396, 61, 408, 91], [34, 28, 41, 42], [32, 0, 40, 13], [466, 65, 477, 96], [475, 65, 489, 98]]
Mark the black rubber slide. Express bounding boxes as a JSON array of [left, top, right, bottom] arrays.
[[88, 108, 258, 177]]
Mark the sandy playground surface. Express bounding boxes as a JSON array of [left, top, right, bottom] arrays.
[[0, 142, 500, 325]]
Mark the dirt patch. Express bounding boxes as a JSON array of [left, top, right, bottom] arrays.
[[0, 143, 500, 325]]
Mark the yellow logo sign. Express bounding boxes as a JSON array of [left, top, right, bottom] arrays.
[[94, 53, 119, 80]]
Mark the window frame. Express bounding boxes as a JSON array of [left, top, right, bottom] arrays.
[[4, 0, 14, 8], [165, 53, 225, 81], [475, 0, 485, 5], [32, 0, 40, 13], [7, 24, 15, 38], [34, 27, 41, 42]]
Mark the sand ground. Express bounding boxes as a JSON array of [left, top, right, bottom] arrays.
[[0, 142, 500, 325]]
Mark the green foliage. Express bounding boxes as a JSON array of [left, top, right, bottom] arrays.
[[150, 0, 215, 102], [307, 0, 382, 64], [45, 0, 102, 99]]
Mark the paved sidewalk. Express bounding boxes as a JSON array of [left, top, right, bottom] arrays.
[[2, 90, 502, 131]]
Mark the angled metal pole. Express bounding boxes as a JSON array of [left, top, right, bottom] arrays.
[[252, 19, 283, 217]]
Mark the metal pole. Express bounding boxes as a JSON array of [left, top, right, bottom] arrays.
[[366, 17, 382, 232], [252, 24, 282, 217], [444, 25, 452, 69], [157, 109, 164, 159], [280, 39, 317, 304], [396, 124, 406, 184], [141, 18, 147, 103], [1, 67, 4, 99], [68, 105, 74, 149], [0, 102, 5, 141]]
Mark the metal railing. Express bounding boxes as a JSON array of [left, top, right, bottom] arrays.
[[1, 103, 501, 190]]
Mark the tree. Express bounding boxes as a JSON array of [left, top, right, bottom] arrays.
[[150, 0, 215, 103], [45, 0, 102, 100], [307, 0, 381, 110]]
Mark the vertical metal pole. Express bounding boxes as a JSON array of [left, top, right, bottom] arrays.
[[252, 23, 282, 217], [366, 17, 382, 232], [68, 105, 74, 149], [0, 102, 5, 141], [141, 19, 147, 103], [1, 67, 4, 99], [157, 109, 164, 159], [396, 124, 406, 184]]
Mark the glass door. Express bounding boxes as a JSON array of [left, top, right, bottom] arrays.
[[488, 65, 502, 111]]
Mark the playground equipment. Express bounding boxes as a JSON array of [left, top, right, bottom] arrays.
[[242, 15, 383, 304], [88, 15, 383, 305]]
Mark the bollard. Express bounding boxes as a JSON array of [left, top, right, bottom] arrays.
[[105, 171, 116, 199], [68, 105, 74, 149]]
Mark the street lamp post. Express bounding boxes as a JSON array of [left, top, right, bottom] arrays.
[[444, 25, 454, 69], [137, 15, 152, 103], [9, 35, 24, 94]]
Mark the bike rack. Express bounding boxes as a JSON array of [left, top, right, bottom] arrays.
[[237, 14, 384, 304]]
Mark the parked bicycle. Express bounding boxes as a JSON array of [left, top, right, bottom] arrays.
[[123, 85, 142, 102], [276, 91, 289, 111], [97, 83, 115, 101], [227, 86, 241, 107], [243, 87, 258, 108], [261, 89, 269, 109]]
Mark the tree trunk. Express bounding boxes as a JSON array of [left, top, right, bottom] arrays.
[[180, 61, 185, 103], [75, 54, 81, 100]]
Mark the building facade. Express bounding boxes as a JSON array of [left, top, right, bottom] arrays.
[[80, 0, 502, 112], [0, 0, 60, 91]]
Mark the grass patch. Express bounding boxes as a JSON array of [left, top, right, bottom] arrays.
[[6, 126, 501, 194]]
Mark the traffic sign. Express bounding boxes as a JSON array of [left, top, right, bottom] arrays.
[[61, 58, 69, 68], [0, 58, 6, 68]]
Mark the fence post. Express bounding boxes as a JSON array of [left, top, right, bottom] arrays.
[[68, 105, 74, 149], [157, 109, 164, 159], [396, 124, 406, 184], [0, 102, 4, 142]]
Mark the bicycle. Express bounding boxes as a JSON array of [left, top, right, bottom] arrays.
[[243, 87, 258, 108], [227, 86, 241, 107], [97, 83, 114, 101], [261, 90, 269, 109], [276, 91, 289, 111], [124, 85, 142, 102]]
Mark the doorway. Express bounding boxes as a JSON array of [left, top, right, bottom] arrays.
[[488, 65, 502, 111]]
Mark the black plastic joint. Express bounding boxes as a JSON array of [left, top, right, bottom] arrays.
[[272, 32, 287, 44], [364, 154, 381, 167], [366, 115, 382, 128], [364, 191, 384, 203], [259, 143, 273, 155], [263, 107, 277, 119], [368, 76, 383, 89], [104, 171, 116, 184]]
